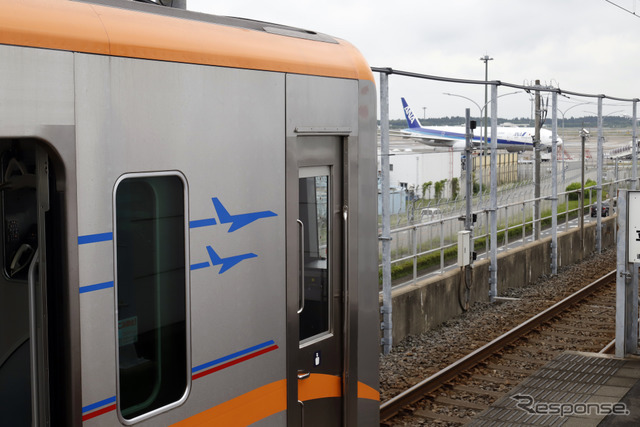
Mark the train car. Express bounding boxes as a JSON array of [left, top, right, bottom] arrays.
[[0, 0, 379, 425]]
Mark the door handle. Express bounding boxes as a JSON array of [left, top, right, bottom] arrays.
[[342, 204, 351, 424], [297, 219, 305, 314], [297, 370, 311, 380]]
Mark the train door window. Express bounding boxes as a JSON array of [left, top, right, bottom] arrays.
[[114, 173, 190, 423], [299, 167, 331, 342]]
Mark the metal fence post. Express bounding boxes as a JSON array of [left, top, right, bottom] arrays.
[[412, 226, 417, 284], [522, 202, 526, 246], [440, 220, 445, 274], [485, 211, 489, 260], [504, 206, 509, 247], [565, 195, 569, 232]]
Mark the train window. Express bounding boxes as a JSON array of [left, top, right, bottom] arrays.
[[114, 173, 189, 423], [299, 168, 331, 341]]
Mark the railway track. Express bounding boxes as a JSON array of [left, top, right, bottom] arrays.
[[380, 269, 617, 426]]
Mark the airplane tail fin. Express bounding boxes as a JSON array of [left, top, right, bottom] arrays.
[[401, 98, 423, 129], [211, 197, 230, 223], [206, 245, 221, 264]]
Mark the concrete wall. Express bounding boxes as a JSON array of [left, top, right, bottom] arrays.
[[382, 216, 616, 345]]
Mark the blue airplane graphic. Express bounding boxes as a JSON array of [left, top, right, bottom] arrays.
[[206, 245, 257, 274], [212, 197, 277, 232]]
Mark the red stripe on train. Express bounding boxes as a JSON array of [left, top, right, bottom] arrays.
[[192, 344, 279, 380], [82, 404, 117, 422]]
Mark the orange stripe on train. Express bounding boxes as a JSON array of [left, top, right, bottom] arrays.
[[298, 373, 380, 402], [172, 376, 378, 425], [171, 380, 287, 426], [298, 373, 341, 401], [358, 381, 381, 402], [0, 0, 374, 83]]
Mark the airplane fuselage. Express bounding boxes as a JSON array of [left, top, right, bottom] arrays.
[[401, 125, 558, 152]]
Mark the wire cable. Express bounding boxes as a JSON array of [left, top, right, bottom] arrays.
[[604, 0, 640, 19]]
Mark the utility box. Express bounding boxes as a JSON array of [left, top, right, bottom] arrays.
[[458, 230, 471, 266], [628, 191, 640, 263]]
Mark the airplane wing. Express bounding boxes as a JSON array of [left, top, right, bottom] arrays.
[[398, 129, 461, 147], [394, 128, 472, 152], [386, 129, 465, 146]]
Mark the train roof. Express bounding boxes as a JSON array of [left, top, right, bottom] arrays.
[[0, 0, 374, 82]]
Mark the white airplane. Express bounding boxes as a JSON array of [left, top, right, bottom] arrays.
[[400, 97, 562, 153]]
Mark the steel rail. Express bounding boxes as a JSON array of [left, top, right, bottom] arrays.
[[380, 269, 616, 421], [599, 339, 616, 354]]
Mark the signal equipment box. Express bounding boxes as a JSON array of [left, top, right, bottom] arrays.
[[458, 230, 471, 267]]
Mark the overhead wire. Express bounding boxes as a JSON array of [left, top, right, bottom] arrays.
[[603, 0, 640, 19]]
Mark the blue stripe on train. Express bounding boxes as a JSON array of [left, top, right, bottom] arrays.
[[190, 218, 217, 228], [79, 281, 114, 294], [78, 232, 113, 245], [82, 395, 116, 414]]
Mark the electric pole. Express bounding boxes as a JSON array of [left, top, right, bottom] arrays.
[[580, 127, 587, 256], [480, 55, 493, 205], [534, 80, 541, 240]]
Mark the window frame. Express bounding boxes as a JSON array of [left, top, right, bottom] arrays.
[[112, 171, 191, 425], [298, 166, 333, 346]]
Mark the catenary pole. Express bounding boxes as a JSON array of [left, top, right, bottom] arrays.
[[596, 97, 603, 253], [379, 72, 392, 355], [464, 109, 474, 308], [633, 101, 638, 190], [580, 128, 586, 257], [465, 108, 473, 232], [534, 80, 541, 240], [551, 92, 558, 275], [489, 85, 498, 301], [480, 55, 493, 208]]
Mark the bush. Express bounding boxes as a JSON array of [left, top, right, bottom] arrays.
[[451, 177, 460, 199], [565, 182, 581, 200], [566, 179, 596, 200]]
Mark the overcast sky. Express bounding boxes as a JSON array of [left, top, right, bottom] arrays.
[[187, 0, 640, 121]]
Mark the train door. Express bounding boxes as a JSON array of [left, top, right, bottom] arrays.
[[286, 136, 347, 426], [0, 140, 66, 425]]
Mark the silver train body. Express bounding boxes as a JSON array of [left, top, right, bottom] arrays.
[[0, 0, 379, 425]]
